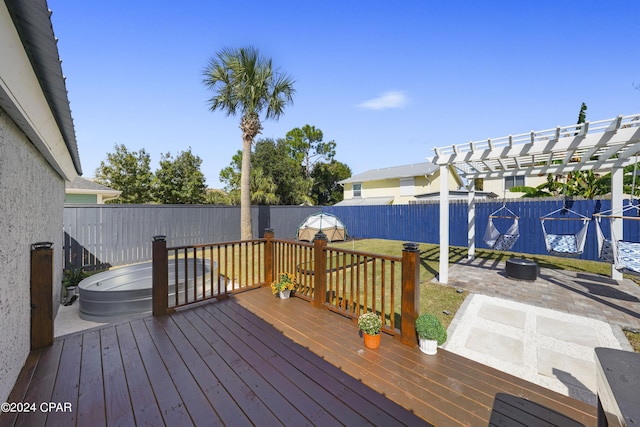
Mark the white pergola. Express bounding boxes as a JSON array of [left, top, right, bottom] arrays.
[[432, 113, 640, 283]]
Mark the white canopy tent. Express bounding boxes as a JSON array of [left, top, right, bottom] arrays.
[[432, 113, 640, 284]]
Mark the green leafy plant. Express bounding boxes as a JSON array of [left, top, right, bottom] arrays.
[[271, 272, 297, 295], [358, 312, 382, 335], [415, 314, 447, 345], [62, 264, 88, 289]]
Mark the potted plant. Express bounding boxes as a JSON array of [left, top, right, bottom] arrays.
[[271, 272, 297, 299], [358, 311, 382, 349], [415, 313, 447, 355], [62, 264, 88, 305]]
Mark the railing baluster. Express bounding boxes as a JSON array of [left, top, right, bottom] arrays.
[[174, 249, 179, 307], [390, 261, 395, 330], [356, 255, 361, 317], [381, 260, 386, 328], [216, 245, 221, 296]]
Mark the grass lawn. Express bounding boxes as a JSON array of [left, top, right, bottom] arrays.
[[331, 238, 640, 352]]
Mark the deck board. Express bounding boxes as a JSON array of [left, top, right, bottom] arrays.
[[0, 287, 597, 427], [234, 287, 598, 427], [76, 330, 105, 426], [210, 301, 382, 426], [116, 323, 163, 427], [128, 318, 194, 427], [158, 313, 251, 426], [101, 326, 136, 427]]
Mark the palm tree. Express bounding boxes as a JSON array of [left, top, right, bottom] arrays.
[[203, 46, 295, 239]]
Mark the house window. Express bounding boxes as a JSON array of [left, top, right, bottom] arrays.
[[504, 175, 525, 190], [353, 183, 362, 197], [474, 178, 484, 191], [400, 178, 415, 196]]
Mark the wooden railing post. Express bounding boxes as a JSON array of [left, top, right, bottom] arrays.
[[313, 232, 327, 308], [152, 235, 168, 316], [264, 228, 274, 287], [401, 242, 420, 346], [31, 242, 54, 349]]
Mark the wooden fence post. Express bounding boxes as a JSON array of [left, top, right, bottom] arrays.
[[401, 242, 420, 346], [152, 235, 168, 316], [31, 242, 54, 349], [264, 228, 274, 287], [313, 232, 327, 308]]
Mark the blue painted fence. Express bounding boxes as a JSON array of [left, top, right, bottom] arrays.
[[324, 198, 640, 262]]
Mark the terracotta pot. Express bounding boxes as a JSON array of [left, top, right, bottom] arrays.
[[279, 290, 291, 299], [363, 332, 381, 349]]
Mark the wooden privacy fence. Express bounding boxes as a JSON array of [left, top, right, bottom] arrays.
[[152, 229, 421, 346], [326, 197, 640, 261], [63, 204, 318, 270], [65, 198, 639, 272]]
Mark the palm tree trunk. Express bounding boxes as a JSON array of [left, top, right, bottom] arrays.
[[240, 134, 253, 240]]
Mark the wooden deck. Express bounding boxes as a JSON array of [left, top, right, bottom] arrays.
[[235, 287, 597, 426], [1, 287, 597, 426]]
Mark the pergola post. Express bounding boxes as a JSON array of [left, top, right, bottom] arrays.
[[439, 165, 449, 284], [468, 179, 476, 260], [611, 168, 624, 280]]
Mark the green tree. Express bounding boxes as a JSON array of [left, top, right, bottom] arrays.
[[220, 150, 280, 205], [154, 148, 207, 204], [203, 46, 295, 239], [286, 124, 336, 178], [311, 161, 351, 205], [576, 102, 588, 125], [565, 170, 609, 199], [253, 138, 308, 205], [95, 144, 154, 203], [204, 189, 231, 205], [510, 174, 563, 198]]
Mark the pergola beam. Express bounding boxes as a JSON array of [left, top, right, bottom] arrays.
[[431, 113, 640, 284]]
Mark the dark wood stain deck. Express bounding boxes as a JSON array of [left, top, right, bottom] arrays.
[[0, 287, 597, 426], [0, 293, 427, 427], [234, 287, 598, 427]]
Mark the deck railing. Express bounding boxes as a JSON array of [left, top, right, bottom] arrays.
[[152, 235, 265, 313], [152, 229, 420, 346]]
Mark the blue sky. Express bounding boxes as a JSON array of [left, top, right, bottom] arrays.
[[48, 0, 640, 188]]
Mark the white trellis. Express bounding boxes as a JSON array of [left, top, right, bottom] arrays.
[[432, 113, 640, 283]]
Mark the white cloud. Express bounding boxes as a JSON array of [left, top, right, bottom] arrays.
[[357, 91, 408, 110]]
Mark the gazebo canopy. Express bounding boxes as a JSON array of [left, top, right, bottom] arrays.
[[432, 113, 640, 284]]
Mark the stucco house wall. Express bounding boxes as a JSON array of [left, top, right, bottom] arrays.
[[0, 0, 82, 404], [341, 166, 461, 204], [481, 175, 558, 198], [0, 110, 64, 403]]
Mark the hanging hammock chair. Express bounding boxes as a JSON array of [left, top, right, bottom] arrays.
[[594, 203, 640, 275], [594, 214, 614, 263], [540, 206, 590, 257], [483, 205, 520, 251]]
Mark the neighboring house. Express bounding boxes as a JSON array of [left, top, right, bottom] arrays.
[[413, 189, 498, 202], [476, 174, 550, 198], [336, 162, 464, 206], [65, 176, 121, 204], [0, 0, 81, 403]]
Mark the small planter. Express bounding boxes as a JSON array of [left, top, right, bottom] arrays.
[[279, 289, 291, 299], [415, 313, 447, 356], [363, 332, 381, 349], [419, 338, 438, 355], [271, 272, 296, 298], [66, 285, 77, 299]]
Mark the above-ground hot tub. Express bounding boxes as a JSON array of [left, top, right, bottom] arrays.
[[79, 259, 218, 322]]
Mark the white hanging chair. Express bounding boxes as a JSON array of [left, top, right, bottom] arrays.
[[540, 206, 590, 257], [594, 203, 640, 275], [483, 205, 520, 251]]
